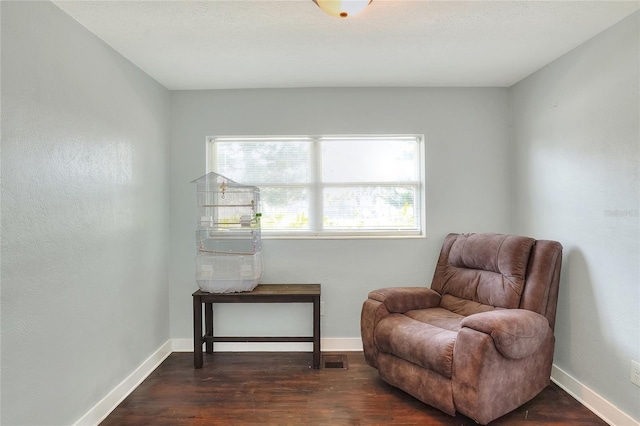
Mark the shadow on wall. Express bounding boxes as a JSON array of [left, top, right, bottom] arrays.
[[555, 248, 637, 418], [556, 248, 598, 374]]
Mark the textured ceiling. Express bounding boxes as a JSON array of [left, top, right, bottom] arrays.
[[52, 1, 640, 90]]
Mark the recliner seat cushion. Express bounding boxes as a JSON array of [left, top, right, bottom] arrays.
[[405, 307, 464, 332], [374, 310, 463, 378]]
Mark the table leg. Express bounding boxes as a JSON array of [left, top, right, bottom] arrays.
[[205, 302, 213, 353], [313, 296, 321, 369], [193, 295, 203, 368]]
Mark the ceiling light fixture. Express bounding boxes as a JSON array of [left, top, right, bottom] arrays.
[[312, 0, 373, 19]]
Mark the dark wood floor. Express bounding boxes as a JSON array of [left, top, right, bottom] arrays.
[[102, 352, 607, 425]]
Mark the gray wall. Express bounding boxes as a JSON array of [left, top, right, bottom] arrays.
[[510, 11, 640, 421], [1, 2, 171, 425], [169, 88, 512, 340]]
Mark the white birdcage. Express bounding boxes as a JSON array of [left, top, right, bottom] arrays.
[[191, 172, 262, 293]]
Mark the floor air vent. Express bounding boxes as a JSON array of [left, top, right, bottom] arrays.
[[322, 353, 349, 370]]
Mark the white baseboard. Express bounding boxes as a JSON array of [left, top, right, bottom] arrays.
[[551, 364, 639, 426], [318, 337, 363, 351], [72, 339, 172, 426], [171, 337, 363, 352]]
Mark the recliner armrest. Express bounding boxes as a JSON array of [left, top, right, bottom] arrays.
[[367, 287, 441, 313], [461, 310, 550, 359]]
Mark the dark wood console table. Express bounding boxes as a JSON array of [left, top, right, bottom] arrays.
[[193, 284, 321, 369]]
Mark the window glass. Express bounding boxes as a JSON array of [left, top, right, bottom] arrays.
[[209, 135, 424, 238], [321, 138, 418, 182], [214, 139, 313, 184]]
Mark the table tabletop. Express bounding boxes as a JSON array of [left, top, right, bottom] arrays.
[[193, 284, 321, 298]]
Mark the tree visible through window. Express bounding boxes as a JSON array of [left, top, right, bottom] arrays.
[[208, 135, 424, 237]]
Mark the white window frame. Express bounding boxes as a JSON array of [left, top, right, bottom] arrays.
[[207, 135, 426, 239]]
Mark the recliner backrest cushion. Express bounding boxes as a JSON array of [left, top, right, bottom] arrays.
[[432, 233, 536, 315]]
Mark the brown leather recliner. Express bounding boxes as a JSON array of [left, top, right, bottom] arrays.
[[361, 233, 563, 424]]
